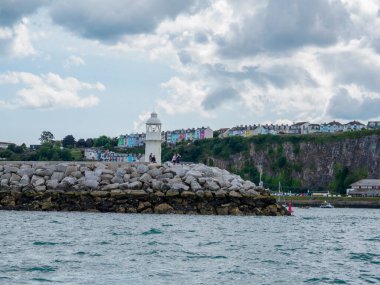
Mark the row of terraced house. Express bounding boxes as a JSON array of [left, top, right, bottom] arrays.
[[219, 120, 380, 138], [117, 127, 214, 148]]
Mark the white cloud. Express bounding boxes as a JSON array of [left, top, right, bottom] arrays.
[[63, 55, 85, 69], [133, 111, 151, 132], [0, 72, 105, 109]]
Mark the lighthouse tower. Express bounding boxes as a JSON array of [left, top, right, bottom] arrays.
[[145, 112, 162, 164]]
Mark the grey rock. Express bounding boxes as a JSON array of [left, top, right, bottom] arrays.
[[190, 180, 202, 191], [128, 181, 142, 190], [229, 191, 243, 198], [1, 179, 9, 186], [100, 174, 113, 181], [205, 180, 220, 191], [137, 164, 149, 174], [10, 173, 21, 182], [156, 173, 174, 180], [62, 176, 77, 186], [35, 168, 53, 177], [116, 168, 126, 177], [102, 183, 120, 191], [35, 185, 46, 192], [46, 179, 59, 189], [111, 176, 124, 184], [195, 190, 204, 198], [123, 174, 131, 182], [1, 173, 11, 180], [215, 189, 227, 198], [55, 163, 68, 173], [171, 182, 189, 192], [19, 175, 30, 186], [101, 169, 114, 175], [139, 173, 152, 183], [32, 178, 45, 187], [71, 171, 83, 179], [147, 168, 162, 178], [65, 165, 79, 176], [166, 189, 180, 196], [51, 172, 64, 182], [4, 166, 19, 173], [151, 179, 163, 191], [17, 167, 35, 177], [84, 179, 99, 189]]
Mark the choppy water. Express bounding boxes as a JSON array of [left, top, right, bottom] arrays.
[[0, 208, 379, 284]]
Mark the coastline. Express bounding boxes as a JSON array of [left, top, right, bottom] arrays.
[[278, 197, 380, 209]]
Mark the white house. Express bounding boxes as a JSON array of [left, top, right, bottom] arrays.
[[288, 122, 310, 134], [348, 179, 380, 197], [343, 121, 366, 132], [0, 142, 12, 149], [320, 121, 343, 133], [367, 121, 380, 130]]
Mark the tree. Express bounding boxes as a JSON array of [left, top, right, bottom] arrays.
[[85, 138, 94, 148], [76, 138, 86, 148], [39, 131, 54, 143], [62, 135, 76, 148]]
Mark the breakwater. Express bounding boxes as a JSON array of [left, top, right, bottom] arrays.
[[0, 162, 288, 216], [281, 197, 380, 208]]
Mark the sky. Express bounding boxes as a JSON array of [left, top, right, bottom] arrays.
[[1, 0, 380, 145]]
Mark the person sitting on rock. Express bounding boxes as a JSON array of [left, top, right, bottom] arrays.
[[151, 155, 156, 163], [175, 153, 181, 164], [172, 154, 177, 164]]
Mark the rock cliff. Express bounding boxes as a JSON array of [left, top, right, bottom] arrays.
[[0, 162, 288, 216]]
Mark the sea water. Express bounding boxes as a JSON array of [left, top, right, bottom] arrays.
[[0, 208, 379, 284]]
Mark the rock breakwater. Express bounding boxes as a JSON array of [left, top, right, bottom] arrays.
[[0, 162, 288, 216]]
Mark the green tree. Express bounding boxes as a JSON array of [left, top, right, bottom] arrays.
[[76, 138, 86, 148], [85, 138, 94, 148], [39, 131, 54, 143], [62, 135, 76, 148]]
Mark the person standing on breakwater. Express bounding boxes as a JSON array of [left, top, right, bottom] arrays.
[[151, 155, 156, 163], [149, 153, 153, 162], [176, 153, 181, 164], [172, 153, 177, 164]]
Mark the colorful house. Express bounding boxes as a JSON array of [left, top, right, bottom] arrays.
[[343, 121, 366, 132]]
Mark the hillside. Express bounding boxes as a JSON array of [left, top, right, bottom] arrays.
[[162, 130, 380, 193]]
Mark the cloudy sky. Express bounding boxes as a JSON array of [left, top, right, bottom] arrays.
[[1, 0, 380, 145]]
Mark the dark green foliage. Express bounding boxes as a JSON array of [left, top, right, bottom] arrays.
[[62, 135, 76, 148], [76, 139, 86, 148], [328, 164, 368, 194], [39, 131, 54, 143]]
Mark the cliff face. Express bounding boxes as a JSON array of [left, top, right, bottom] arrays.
[[210, 134, 380, 189]]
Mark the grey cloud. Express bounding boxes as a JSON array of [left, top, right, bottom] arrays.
[[204, 64, 316, 89], [49, 0, 196, 41], [220, 0, 350, 57], [0, 0, 47, 26], [202, 87, 239, 110], [178, 51, 192, 65], [327, 88, 380, 120], [320, 52, 380, 93]]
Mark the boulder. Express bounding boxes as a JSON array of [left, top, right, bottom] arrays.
[[51, 172, 65, 182], [102, 183, 120, 191], [61, 176, 76, 186], [46, 179, 59, 189], [151, 180, 163, 191], [147, 168, 162, 178], [215, 189, 227, 199], [32, 177, 45, 187], [139, 173, 152, 183], [111, 176, 124, 184], [171, 182, 189, 192], [128, 181, 142, 190], [10, 173, 21, 183], [137, 164, 149, 174], [190, 180, 202, 191], [205, 180, 220, 191], [154, 203, 174, 214], [1, 178, 9, 187], [19, 175, 30, 186], [166, 189, 180, 197], [17, 167, 35, 177], [228, 191, 243, 198], [84, 179, 99, 189], [35, 168, 53, 177], [70, 171, 83, 179]]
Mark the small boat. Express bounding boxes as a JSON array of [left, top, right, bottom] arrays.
[[320, 201, 334, 208]]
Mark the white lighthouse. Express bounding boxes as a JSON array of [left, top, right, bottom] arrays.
[[145, 111, 162, 164]]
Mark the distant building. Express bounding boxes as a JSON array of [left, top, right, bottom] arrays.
[[288, 122, 310, 134], [343, 121, 366, 132], [320, 121, 343, 133], [367, 121, 380, 130], [0, 142, 13, 149], [348, 179, 380, 197]]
